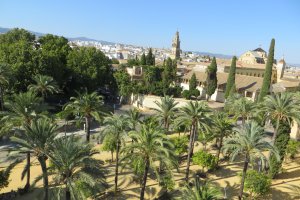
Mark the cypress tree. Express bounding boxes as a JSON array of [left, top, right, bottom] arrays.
[[140, 53, 146, 65], [258, 39, 275, 102], [189, 73, 197, 91], [224, 56, 237, 99], [146, 48, 155, 66], [206, 57, 218, 100]]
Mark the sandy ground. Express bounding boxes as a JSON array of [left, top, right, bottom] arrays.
[[1, 133, 299, 199]]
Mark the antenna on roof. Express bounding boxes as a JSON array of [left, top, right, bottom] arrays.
[[259, 44, 262, 48]]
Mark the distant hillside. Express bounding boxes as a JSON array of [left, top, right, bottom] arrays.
[[0, 27, 115, 45], [192, 51, 232, 59]]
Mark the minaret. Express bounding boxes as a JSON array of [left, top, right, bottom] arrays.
[[171, 31, 181, 59]]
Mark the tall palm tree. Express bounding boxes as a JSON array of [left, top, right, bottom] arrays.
[[0, 63, 11, 111], [152, 96, 178, 132], [181, 177, 221, 200], [11, 118, 58, 200], [102, 114, 131, 192], [257, 92, 300, 143], [212, 112, 234, 165], [1, 91, 46, 190], [28, 74, 60, 99], [64, 91, 104, 142], [225, 96, 255, 125], [176, 101, 211, 182], [222, 121, 279, 200], [121, 123, 176, 200], [47, 136, 105, 200]]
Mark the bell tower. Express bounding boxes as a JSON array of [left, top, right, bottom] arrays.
[[171, 31, 181, 59]]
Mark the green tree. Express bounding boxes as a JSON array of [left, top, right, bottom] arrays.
[[258, 39, 275, 102], [125, 108, 143, 131], [205, 57, 218, 100], [28, 74, 60, 99], [212, 112, 234, 165], [189, 73, 197, 91], [121, 123, 176, 200], [0, 63, 11, 110], [224, 56, 237, 99], [181, 177, 221, 200], [11, 118, 58, 200], [177, 101, 211, 182], [192, 150, 218, 171], [67, 46, 113, 92], [102, 114, 131, 192], [162, 58, 176, 93], [140, 53, 146, 65], [64, 91, 104, 142], [114, 70, 133, 104], [223, 121, 279, 200], [0, 28, 36, 91], [146, 48, 155, 66], [48, 136, 105, 200], [153, 96, 178, 132], [36, 34, 71, 87]]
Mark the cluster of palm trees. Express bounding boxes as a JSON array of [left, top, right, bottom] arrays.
[[1, 70, 300, 200]]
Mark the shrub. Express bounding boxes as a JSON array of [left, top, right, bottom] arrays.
[[190, 89, 200, 97], [159, 173, 175, 191], [166, 86, 183, 98], [192, 150, 217, 171], [182, 90, 191, 99], [286, 140, 300, 159], [243, 170, 271, 198], [171, 136, 189, 156]]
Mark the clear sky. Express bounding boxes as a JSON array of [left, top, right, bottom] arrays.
[[1, 0, 300, 63]]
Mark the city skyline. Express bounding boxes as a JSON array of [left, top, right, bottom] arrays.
[[1, 0, 300, 63]]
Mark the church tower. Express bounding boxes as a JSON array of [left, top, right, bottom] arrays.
[[171, 31, 181, 59]]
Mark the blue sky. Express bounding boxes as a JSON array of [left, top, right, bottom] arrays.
[[1, 0, 300, 63]]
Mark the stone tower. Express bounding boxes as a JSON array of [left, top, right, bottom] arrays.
[[171, 31, 181, 59], [276, 57, 286, 82]]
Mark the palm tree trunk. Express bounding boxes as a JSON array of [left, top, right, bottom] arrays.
[[114, 141, 120, 193], [0, 87, 4, 111], [140, 159, 150, 200], [239, 154, 249, 200], [85, 116, 91, 142], [38, 156, 48, 200], [272, 118, 280, 144], [216, 133, 224, 166], [24, 152, 31, 191], [66, 185, 71, 200], [242, 117, 245, 125], [185, 125, 195, 182]]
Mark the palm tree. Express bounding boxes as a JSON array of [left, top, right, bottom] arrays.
[[64, 91, 104, 142], [152, 96, 178, 132], [11, 118, 58, 200], [125, 107, 143, 131], [102, 114, 131, 192], [212, 112, 234, 165], [225, 96, 255, 125], [1, 91, 46, 190], [222, 121, 279, 200], [257, 93, 300, 143], [181, 177, 222, 200], [0, 63, 11, 111], [47, 136, 105, 200], [121, 123, 176, 200], [28, 74, 60, 99], [176, 101, 211, 182]]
